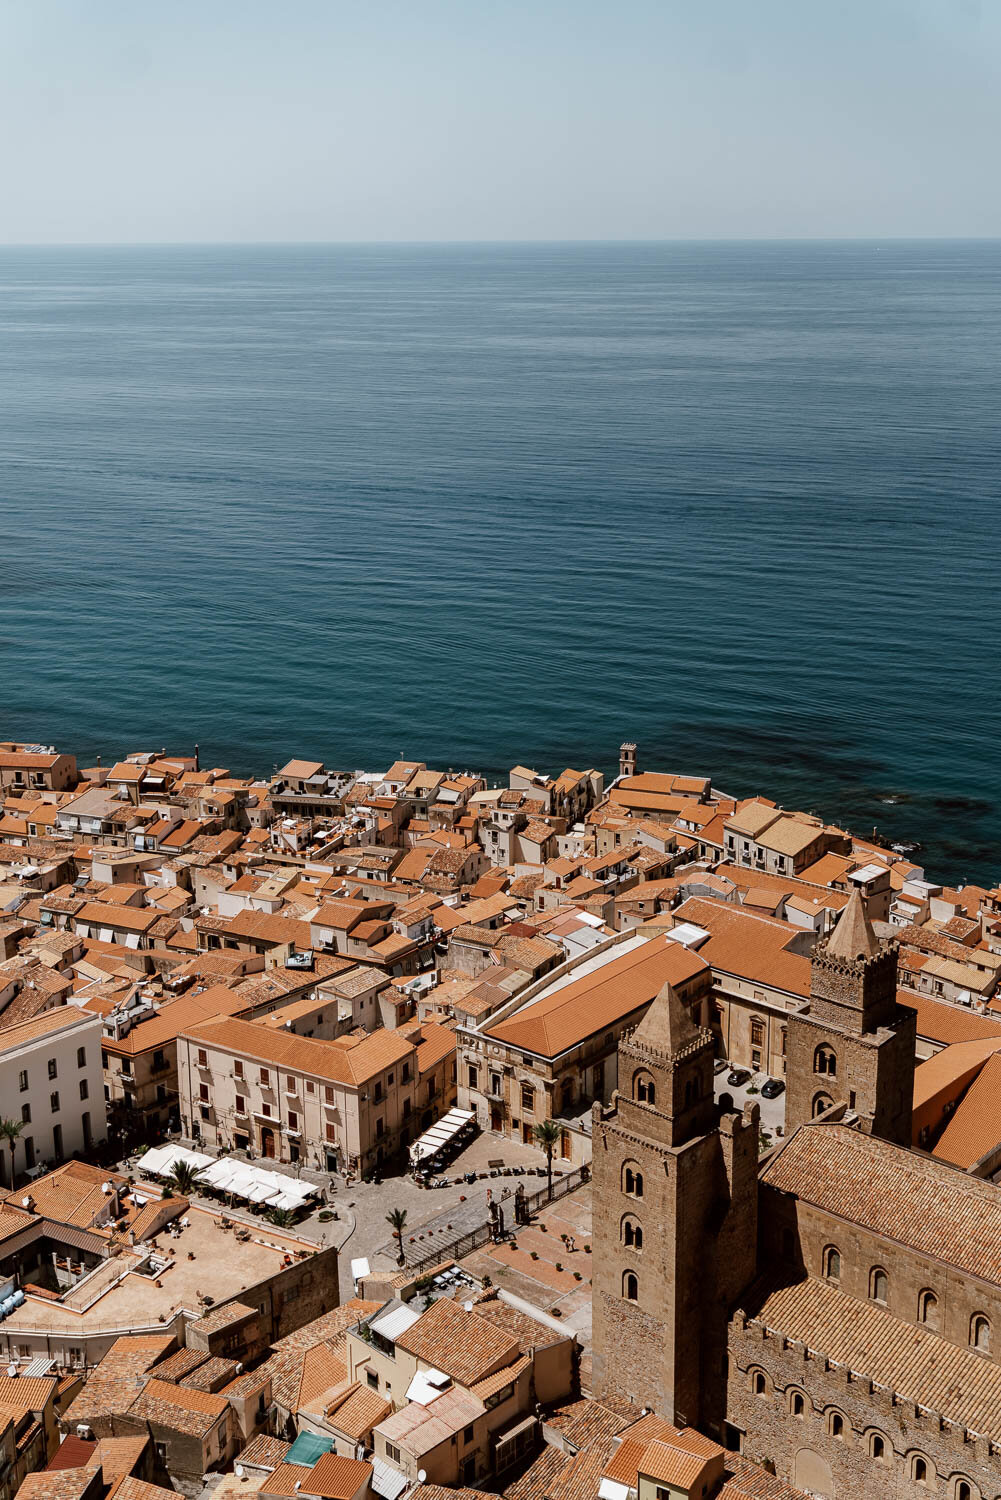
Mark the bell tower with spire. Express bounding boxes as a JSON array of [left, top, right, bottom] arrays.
[[591, 979, 759, 1435], [785, 890, 915, 1145]]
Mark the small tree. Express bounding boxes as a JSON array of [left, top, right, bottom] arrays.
[[533, 1120, 561, 1201], [170, 1159, 197, 1197], [386, 1207, 409, 1266], [268, 1207, 296, 1229], [0, 1119, 23, 1191]]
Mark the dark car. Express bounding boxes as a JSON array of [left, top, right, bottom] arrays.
[[727, 1068, 750, 1087], [760, 1077, 786, 1099], [714, 1059, 729, 1075]]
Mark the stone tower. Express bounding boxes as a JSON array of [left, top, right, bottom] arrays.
[[591, 981, 759, 1434], [785, 890, 915, 1145], [619, 742, 638, 779]]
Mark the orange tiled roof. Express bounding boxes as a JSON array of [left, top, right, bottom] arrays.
[[184, 1014, 415, 1088], [394, 1296, 521, 1387], [484, 935, 708, 1058], [933, 1052, 1001, 1169], [671, 897, 811, 997]]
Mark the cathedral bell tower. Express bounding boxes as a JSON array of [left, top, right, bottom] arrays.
[[785, 890, 915, 1145], [591, 980, 758, 1434]]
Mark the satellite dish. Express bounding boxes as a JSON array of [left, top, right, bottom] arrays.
[[234, 1464, 245, 1480], [417, 1472, 427, 1484], [7, 1364, 16, 1378]]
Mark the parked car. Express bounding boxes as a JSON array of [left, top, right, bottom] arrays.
[[714, 1059, 729, 1075], [727, 1068, 750, 1087], [760, 1077, 786, 1099]]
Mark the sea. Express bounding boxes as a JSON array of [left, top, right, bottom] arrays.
[[0, 241, 999, 887]]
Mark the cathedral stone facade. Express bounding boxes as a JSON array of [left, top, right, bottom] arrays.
[[592, 893, 1001, 1500]]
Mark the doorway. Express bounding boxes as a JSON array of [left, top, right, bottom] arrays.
[[261, 1128, 276, 1159]]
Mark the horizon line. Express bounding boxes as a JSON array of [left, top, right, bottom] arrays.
[[1, 235, 1000, 250]]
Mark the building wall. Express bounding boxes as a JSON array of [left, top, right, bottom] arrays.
[[177, 1033, 421, 1174], [1, 1014, 107, 1178], [785, 1011, 915, 1146], [102, 1039, 178, 1140], [758, 1184, 1001, 1360], [728, 1317, 996, 1500]]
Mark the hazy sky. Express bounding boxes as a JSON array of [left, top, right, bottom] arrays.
[[1, 0, 999, 242]]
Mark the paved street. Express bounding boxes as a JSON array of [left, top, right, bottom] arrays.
[[123, 1130, 555, 1301], [463, 1185, 593, 1348], [713, 1064, 787, 1145]]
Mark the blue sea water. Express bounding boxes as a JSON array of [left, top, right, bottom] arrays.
[[0, 241, 999, 886]]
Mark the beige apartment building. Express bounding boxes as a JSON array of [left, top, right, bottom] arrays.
[[457, 931, 712, 1163], [723, 800, 848, 877], [0, 746, 77, 793], [177, 1017, 455, 1175], [349, 1294, 573, 1488], [99, 984, 252, 1142], [0, 1007, 106, 1180]]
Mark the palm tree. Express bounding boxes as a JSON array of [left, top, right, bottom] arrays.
[[169, 1159, 197, 1197], [268, 1207, 296, 1229], [386, 1207, 409, 1266], [533, 1120, 561, 1201], [0, 1120, 23, 1191]]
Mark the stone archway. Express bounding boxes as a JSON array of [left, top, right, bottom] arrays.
[[794, 1448, 833, 1497]]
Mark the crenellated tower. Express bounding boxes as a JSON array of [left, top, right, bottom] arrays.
[[785, 890, 915, 1145], [591, 980, 758, 1434]]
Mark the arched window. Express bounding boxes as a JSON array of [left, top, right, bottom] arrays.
[[812, 1092, 833, 1118], [634, 1071, 656, 1105], [823, 1245, 841, 1281], [790, 1391, 805, 1417], [684, 1080, 694, 1107], [870, 1267, 888, 1304], [829, 1412, 845, 1440], [814, 1044, 837, 1076], [955, 1481, 973, 1500], [621, 1216, 643, 1250], [912, 1455, 929, 1485], [971, 1314, 990, 1351], [622, 1162, 644, 1198], [622, 1271, 638, 1302], [869, 1433, 886, 1461], [918, 1290, 939, 1328], [751, 1370, 766, 1396]]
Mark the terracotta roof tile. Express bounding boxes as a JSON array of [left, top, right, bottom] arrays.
[[394, 1297, 521, 1387], [744, 1274, 1001, 1439], [485, 935, 708, 1058], [761, 1122, 1001, 1285]]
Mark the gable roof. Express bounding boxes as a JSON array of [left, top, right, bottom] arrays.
[[743, 1274, 1001, 1440], [183, 1015, 414, 1087], [484, 935, 708, 1059], [932, 1052, 1001, 1169], [761, 1121, 1001, 1286], [394, 1297, 521, 1386], [671, 898, 811, 998]]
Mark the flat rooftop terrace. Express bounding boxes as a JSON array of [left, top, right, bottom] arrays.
[[4, 1204, 315, 1339]]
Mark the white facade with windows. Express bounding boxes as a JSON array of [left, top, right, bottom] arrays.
[[0, 1008, 107, 1181]]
